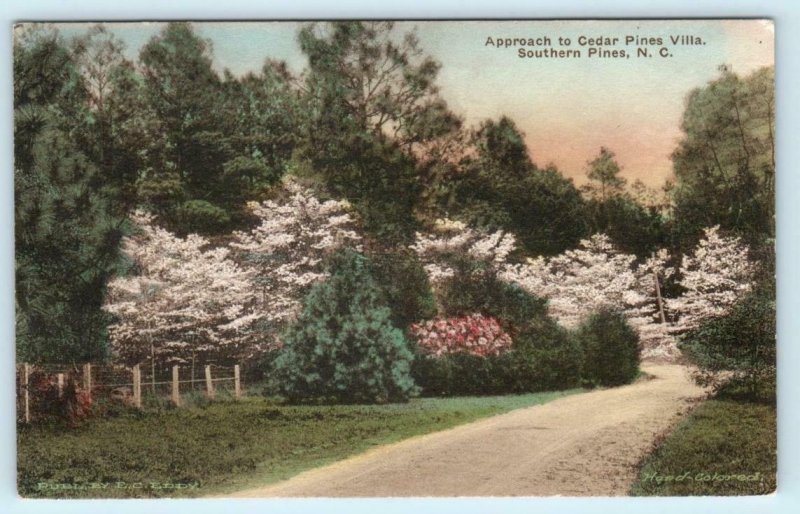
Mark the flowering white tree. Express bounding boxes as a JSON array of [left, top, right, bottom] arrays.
[[666, 226, 755, 333], [230, 178, 362, 333], [500, 235, 642, 324], [628, 249, 678, 359], [499, 235, 679, 359], [410, 218, 516, 285], [104, 211, 263, 368], [411, 219, 755, 361]]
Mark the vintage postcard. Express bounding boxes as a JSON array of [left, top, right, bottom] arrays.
[[14, 19, 775, 498]]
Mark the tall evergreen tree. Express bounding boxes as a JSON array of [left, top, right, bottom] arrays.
[[671, 66, 775, 249], [583, 147, 626, 202], [138, 22, 232, 233], [298, 21, 461, 239], [14, 27, 125, 362], [453, 117, 587, 255]]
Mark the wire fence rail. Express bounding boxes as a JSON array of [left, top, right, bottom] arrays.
[[16, 362, 243, 423]]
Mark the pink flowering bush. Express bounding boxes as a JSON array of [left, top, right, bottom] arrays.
[[410, 314, 512, 357]]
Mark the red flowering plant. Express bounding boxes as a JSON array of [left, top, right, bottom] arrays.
[[25, 370, 93, 422], [410, 313, 513, 357]]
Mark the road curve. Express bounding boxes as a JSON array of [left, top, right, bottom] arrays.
[[225, 364, 705, 497]]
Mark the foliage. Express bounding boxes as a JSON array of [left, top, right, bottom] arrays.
[[514, 324, 584, 391], [410, 314, 513, 357], [411, 222, 557, 339], [412, 326, 582, 396], [368, 251, 437, 330], [25, 371, 93, 422], [18, 390, 578, 498], [671, 67, 775, 248], [175, 199, 232, 234], [501, 234, 675, 359], [298, 21, 461, 239], [70, 24, 148, 209], [411, 217, 516, 288], [583, 146, 626, 201], [137, 23, 229, 231], [270, 249, 417, 404], [136, 23, 302, 233], [411, 230, 584, 396], [452, 117, 587, 255], [584, 193, 667, 258], [411, 292, 581, 395], [414, 218, 676, 362], [230, 179, 362, 331], [14, 22, 773, 379], [412, 353, 503, 396], [680, 279, 775, 399], [580, 148, 667, 257], [219, 60, 302, 197], [575, 309, 640, 387], [14, 27, 126, 363]]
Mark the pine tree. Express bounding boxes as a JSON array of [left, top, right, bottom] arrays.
[[271, 249, 417, 404], [15, 27, 125, 363]]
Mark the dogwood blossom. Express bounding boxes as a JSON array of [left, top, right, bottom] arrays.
[[230, 178, 362, 327], [499, 235, 683, 359], [666, 226, 755, 333], [104, 211, 264, 366], [500, 235, 641, 324], [411, 218, 516, 284]]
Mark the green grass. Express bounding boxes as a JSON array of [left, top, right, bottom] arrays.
[[630, 388, 776, 496], [18, 389, 581, 498]]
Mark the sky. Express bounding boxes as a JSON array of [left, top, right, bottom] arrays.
[[53, 20, 775, 188]]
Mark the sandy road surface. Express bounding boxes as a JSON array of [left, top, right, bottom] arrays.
[[225, 364, 705, 497]]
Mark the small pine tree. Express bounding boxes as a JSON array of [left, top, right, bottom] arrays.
[[271, 249, 417, 404], [577, 308, 641, 387]]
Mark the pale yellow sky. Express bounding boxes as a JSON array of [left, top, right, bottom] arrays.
[[56, 20, 774, 188], [415, 20, 774, 187]]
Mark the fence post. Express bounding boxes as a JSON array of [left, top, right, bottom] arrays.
[[171, 365, 181, 406], [57, 373, 64, 398], [23, 363, 31, 423], [132, 365, 142, 409], [82, 363, 92, 396], [234, 365, 241, 399], [205, 365, 215, 399]]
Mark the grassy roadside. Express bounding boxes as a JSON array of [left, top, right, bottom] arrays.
[[630, 388, 776, 496], [18, 389, 581, 498]]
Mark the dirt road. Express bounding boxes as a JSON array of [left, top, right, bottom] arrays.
[[226, 364, 706, 497]]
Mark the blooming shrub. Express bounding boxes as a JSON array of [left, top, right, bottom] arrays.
[[410, 314, 512, 357], [27, 371, 93, 422], [500, 235, 679, 360], [411, 217, 516, 286]]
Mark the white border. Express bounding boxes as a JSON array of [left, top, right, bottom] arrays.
[[1, 1, 797, 514]]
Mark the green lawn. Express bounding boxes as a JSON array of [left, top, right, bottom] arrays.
[[18, 389, 581, 498], [630, 390, 776, 496]]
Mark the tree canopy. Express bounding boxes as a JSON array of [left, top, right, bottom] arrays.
[[671, 66, 775, 248], [13, 23, 775, 372]]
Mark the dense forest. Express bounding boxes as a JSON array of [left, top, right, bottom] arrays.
[[15, 22, 774, 399]]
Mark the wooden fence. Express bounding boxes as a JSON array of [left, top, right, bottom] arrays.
[[16, 362, 243, 423]]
